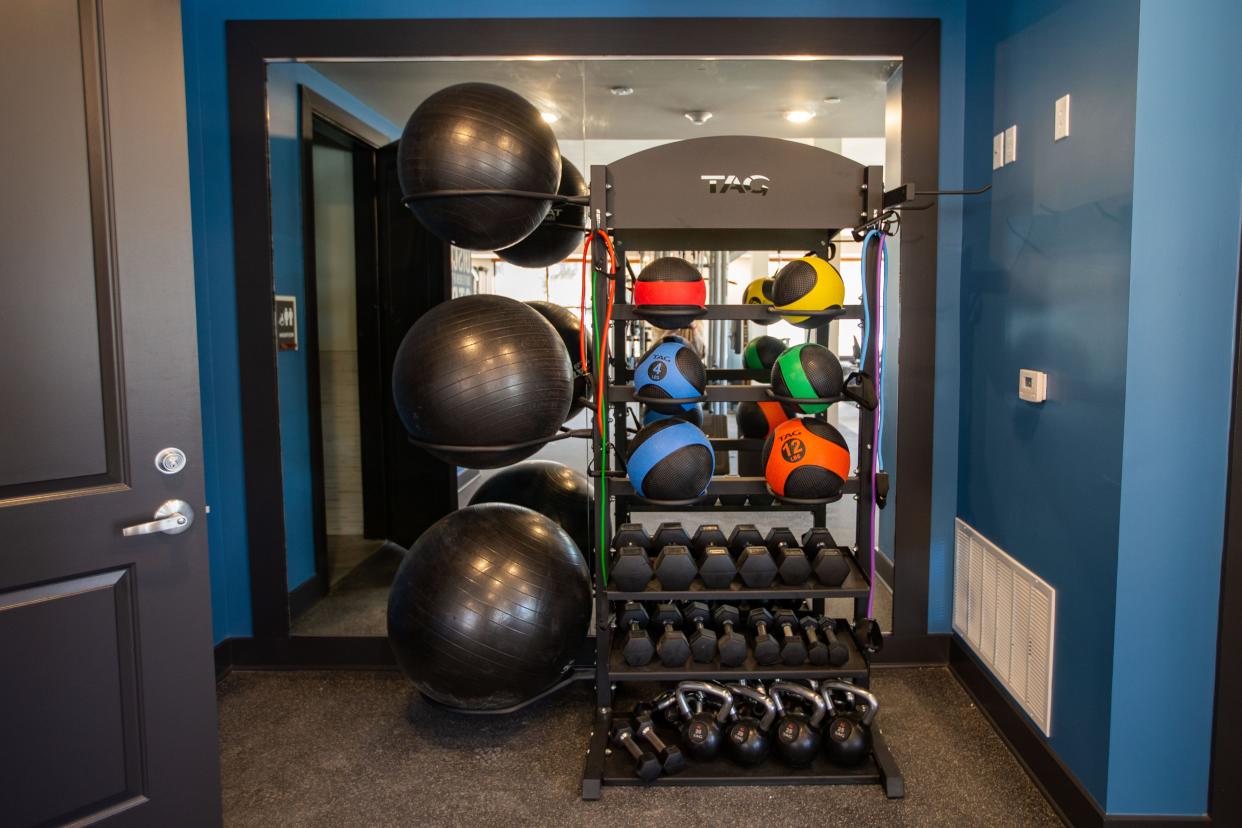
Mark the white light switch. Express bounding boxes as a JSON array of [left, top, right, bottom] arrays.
[[1054, 94, 1071, 141], [1019, 369, 1047, 403], [993, 132, 1004, 170], [1004, 125, 1018, 164]]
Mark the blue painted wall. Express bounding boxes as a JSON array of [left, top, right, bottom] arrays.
[[182, 0, 969, 644], [958, 0, 1139, 805], [266, 63, 399, 593], [1106, 0, 1242, 815]]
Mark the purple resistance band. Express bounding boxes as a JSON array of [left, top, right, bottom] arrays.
[[866, 236, 885, 618]]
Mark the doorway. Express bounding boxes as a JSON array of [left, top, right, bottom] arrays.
[[282, 89, 397, 635]]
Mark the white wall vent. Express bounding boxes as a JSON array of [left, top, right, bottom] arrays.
[[953, 518, 1055, 736]]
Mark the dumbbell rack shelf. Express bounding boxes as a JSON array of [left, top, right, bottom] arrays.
[[581, 136, 907, 801], [606, 548, 870, 600], [597, 711, 892, 790], [607, 646, 869, 682]]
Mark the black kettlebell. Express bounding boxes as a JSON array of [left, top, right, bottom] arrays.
[[637, 689, 681, 725], [674, 681, 734, 761], [724, 683, 777, 767], [821, 680, 880, 767], [769, 680, 826, 767]]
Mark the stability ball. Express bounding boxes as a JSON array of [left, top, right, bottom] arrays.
[[498, 159, 588, 268], [388, 504, 592, 710], [398, 83, 562, 250], [526, 300, 592, 421], [469, 460, 592, 554], [392, 294, 572, 468]]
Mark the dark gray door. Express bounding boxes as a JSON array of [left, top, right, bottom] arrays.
[[0, 1, 221, 825]]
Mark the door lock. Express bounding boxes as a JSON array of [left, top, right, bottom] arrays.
[[122, 499, 195, 536], [155, 447, 187, 474]]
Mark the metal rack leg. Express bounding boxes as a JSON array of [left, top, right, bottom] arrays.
[[581, 706, 610, 800], [870, 727, 905, 799]]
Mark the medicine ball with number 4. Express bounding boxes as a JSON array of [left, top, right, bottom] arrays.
[[762, 418, 851, 500]]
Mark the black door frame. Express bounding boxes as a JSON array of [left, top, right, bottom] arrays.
[[1209, 228, 1242, 825], [286, 87, 387, 622], [225, 18, 942, 654]]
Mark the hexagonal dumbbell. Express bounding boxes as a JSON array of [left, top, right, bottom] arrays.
[[619, 602, 655, 666], [691, 524, 728, 553], [817, 616, 851, 666], [654, 545, 697, 589], [652, 603, 691, 667], [735, 546, 778, 587], [747, 607, 780, 666], [799, 613, 830, 665], [689, 525, 736, 588], [772, 608, 809, 666], [727, 524, 765, 556], [683, 601, 718, 663], [765, 527, 811, 585], [633, 710, 684, 775], [611, 719, 661, 783], [652, 521, 692, 551], [614, 522, 652, 550], [802, 527, 850, 586], [611, 545, 653, 591], [713, 604, 748, 667]]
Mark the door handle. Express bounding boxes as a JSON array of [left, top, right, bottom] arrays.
[[123, 499, 195, 536]]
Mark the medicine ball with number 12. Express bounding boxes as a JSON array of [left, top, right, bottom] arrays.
[[762, 418, 851, 500]]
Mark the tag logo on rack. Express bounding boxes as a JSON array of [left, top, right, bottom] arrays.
[[701, 174, 769, 195]]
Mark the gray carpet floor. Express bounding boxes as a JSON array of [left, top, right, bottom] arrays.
[[217, 667, 1060, 827]]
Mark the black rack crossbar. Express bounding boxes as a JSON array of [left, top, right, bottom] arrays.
[[406, 428, 592, 453], [609, 475, 859, 497], [401, 188, 589, 205], [612, 304, 860, 322], [610, 385, 844, 405]]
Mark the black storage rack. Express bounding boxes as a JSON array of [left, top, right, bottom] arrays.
[[579, 136, 908, 799]]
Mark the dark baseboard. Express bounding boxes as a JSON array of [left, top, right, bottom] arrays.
[[287, 573, 327, 622], [215, 639, 233, 682], [871, 632, 950, 666], [215, 635, 397, 679], [949, 637, 1210, 827]]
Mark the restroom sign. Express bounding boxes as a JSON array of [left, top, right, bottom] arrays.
[[275, 295, 298, 350]]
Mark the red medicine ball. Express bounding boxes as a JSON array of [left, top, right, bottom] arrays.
[[633, 257, 706, 329]]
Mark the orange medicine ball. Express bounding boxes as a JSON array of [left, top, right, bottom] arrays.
[[762, 418, 851, 500]]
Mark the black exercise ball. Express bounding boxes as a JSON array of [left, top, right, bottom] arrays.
[[388, 504, 591, 710], [526, 300, 592, 421], [498, 159, 588, 267], [398, 83, 561, 250], [392, 294, 572, 468], [469, 460, 592, 554]]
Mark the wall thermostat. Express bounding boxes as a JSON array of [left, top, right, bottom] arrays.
[[1019, 369, 1047, 403]]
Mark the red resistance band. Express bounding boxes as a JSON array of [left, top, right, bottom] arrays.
[[633, 279, 706, 308]]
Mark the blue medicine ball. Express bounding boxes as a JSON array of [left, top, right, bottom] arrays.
[[634, 335, 706, 414], [641, 404, 705, 428], [626, 419, 714, 501]]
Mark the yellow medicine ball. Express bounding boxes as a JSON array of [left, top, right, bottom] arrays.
[[743, 277, 775, 325], [771, 256, 845, 329]]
